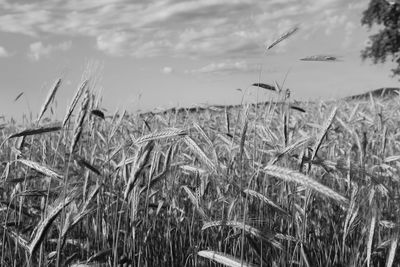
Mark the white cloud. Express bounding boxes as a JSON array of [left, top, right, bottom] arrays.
[[324, 14, 347, 35], [0, 9, 51, 36], [162, 66, 173, 74], [342, 21, 356, 48], [96, 31, 129, 56], [347, 2, 367, 10], [0, 0, 364, 59], [306, 0, 341, 13], [0, 46, 10, 57], [186, 60, 261, 75], [28, 41, 72, 60], [137, 0, 253, 27]]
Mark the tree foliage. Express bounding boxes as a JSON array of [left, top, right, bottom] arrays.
[[361, 0, 400, 76]]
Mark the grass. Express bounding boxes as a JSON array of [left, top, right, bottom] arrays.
[[0, 27, 399, 266], [0, 80, 399, 267]]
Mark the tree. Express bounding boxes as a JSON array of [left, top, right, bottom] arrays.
[[361, 0, 400, 76]]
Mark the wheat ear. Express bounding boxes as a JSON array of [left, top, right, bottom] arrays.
[[37, 78, 62, 124], [62, 80, 88, 128], [198, 250, 257, 267], [264, 165, 348, 205]]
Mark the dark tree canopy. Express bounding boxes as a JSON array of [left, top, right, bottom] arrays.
[[361, 0, 400, 76]]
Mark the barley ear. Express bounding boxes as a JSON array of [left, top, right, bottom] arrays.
[[37, 78, 62, 124], [62, 80, 88, 128], [70, 89, 90, 154], [198, 250, 257, 267], [124, 141, 154, 200], [264, 165, 348, 205]]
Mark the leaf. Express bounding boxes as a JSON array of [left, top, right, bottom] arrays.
[[75, 156, 101, 175], [91, 109, 105, 120], [8, 125, 62, 139], [252, 83, 276, 91], [14, 92, 24, 102], [300, 55, 339, 61], [290, 105, 306, 113]]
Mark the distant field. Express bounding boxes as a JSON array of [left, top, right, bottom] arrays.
[[0, 81, 399, 266]]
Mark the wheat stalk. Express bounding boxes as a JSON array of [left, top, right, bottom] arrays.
[[183, 136, 216, 172], [269, 136, 312, 165], [2, 225, 30, 252], [386, 236, 398, 267], [193, 122, 219, 164], [37, 78, 62, 124], [202, 220, 282, 249], [124, 141, 154, 200], [267, 26, 299, 50], [243, 189, 288, 215], [309, 106, 338, 168], [18, 159, 62, 181], [182, 185, 208, 220], [70, 89, 90, 154], [366, 208, 377, 267], [28, 190, 76, 255], [198, 250, 257, 267], [238, 113, 249, 163], [62, 80, 88, 128], [133, 128, 186, 145], [264, 165, 348, 205]]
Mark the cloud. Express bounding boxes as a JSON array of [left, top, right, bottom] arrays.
[[306, 0, 341, 13], [96, 31, 129, 56], [137, 0, 253, 27], [323, 14, 347, 36], [0, 0, 364, 59], [186, 60, 261, 75], [342, 21, 356, 48], [0, 46, 11, 57], [162, 66, 173, 74], [28, 41, 72, 60], [347, 2, 367, 10]]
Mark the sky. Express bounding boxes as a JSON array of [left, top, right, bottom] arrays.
[[0, 0, 399, 120]]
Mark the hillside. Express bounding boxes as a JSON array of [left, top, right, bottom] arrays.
[[344, 87, 400, 100], [142, 87, 400, 117]]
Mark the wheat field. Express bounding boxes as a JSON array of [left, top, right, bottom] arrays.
[[0, 78, 399, 266]]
